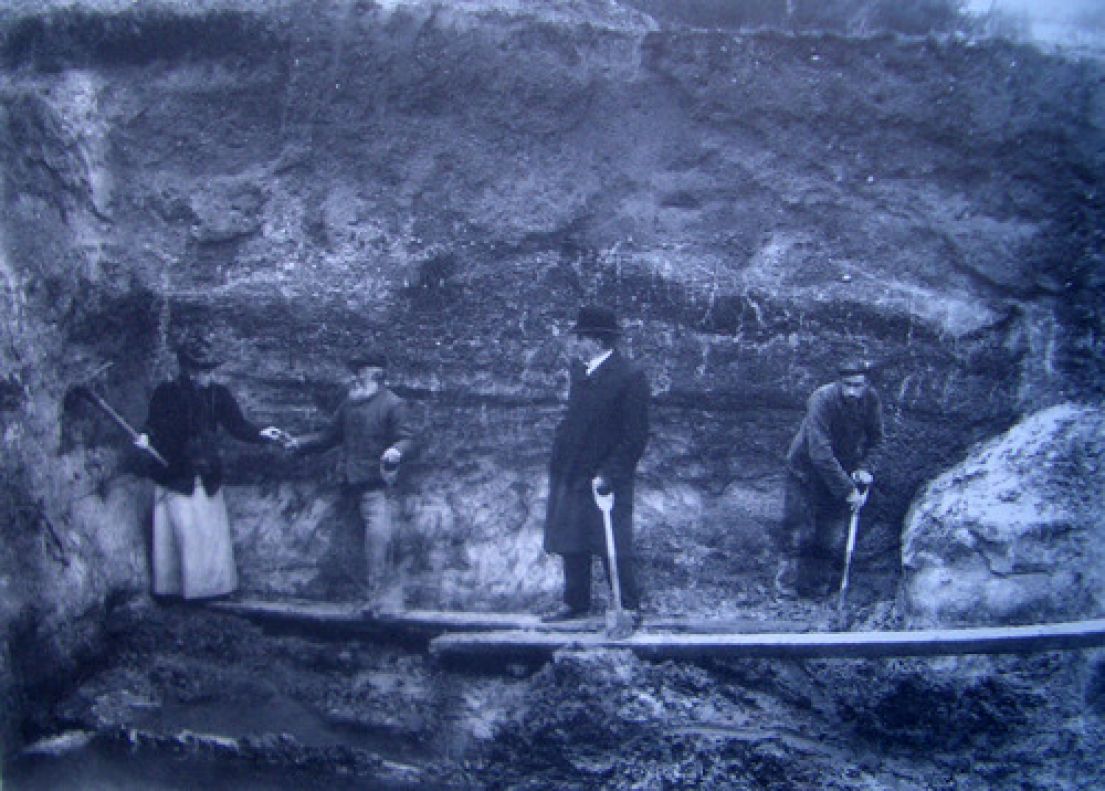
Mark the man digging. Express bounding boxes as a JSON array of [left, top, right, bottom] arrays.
[[776, 356, 884, 601]]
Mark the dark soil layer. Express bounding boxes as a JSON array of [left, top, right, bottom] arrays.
[[10, 603, 1104, 789]]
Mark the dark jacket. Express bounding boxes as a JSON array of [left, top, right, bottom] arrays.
[[297, 388, 417, 488], [143, 375, 264, 496], [544, 351, 650, 556], [786, 382, 884, 501]]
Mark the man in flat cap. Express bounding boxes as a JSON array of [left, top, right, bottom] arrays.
[[135, 333, 290, 600], [288, 351, 418, 614], [542, 306, 650, 622], [776, 357, 884, 599]]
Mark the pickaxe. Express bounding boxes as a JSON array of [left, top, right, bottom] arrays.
[[70, 363, 168, 467]]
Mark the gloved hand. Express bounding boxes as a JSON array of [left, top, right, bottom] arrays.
[[381, 447, 402, 470], [260, 426, 299, 450], [260, 426, 289, 443], [852, 469, 874, 487]]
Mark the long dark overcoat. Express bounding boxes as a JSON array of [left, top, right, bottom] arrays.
[[543, 350, 650, 557]]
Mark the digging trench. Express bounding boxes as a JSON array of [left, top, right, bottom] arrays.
[[2, 1, 1105, 788]]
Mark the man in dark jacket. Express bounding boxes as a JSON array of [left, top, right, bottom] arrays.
[[136, 334, 289, 600], [777, 358, 884, 599], [542, 306, 650, 622], [289, 351, 418, 613]]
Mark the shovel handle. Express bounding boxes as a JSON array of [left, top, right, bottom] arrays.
[[592, 481, 623, 614], [592, 483, 614, 514], [850, 481, 870, 512], [839, 486, 868, 599]]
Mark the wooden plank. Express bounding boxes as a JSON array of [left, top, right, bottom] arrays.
[[210, 600, 1105, 661], [208, 599, 802, 637], [210, 598, 363, 625], [429, 618, 1105, 662], [208, 598, 603, 635]]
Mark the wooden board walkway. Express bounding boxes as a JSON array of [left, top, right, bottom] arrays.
[[209, 598, 567, 638], [429, 618, 1105, 663], [211, 600, 1105, 663], [211, 598, 547, 633], [208, 598, 800, 638]]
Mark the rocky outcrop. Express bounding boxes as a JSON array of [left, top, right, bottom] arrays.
[[902, 403, 1105, 627]]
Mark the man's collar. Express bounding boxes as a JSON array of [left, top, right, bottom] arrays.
[[586, 349, 614, 377], [350, 391, 379, 404], [179, 372, 209, 388]]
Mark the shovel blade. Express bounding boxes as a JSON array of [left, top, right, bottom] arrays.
[[605, 609, 635, 640]]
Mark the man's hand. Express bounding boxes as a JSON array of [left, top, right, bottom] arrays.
[[846, 487, 866, 510], [260, 426, 290, 445], [592, 474, 612, 496], [852, 469, 874, 487], [380, 448, 402, 486], [260, 427, 299, 451], [132, 432, 169, 467]]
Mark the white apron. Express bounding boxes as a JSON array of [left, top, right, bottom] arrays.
[[151, 477, 238, 599]]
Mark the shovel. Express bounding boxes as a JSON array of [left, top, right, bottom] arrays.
[[592, 480, 635, 640], [836, 480, 869, 627]]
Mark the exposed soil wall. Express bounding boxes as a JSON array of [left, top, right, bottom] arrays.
[[1, 0, 1103, 768]]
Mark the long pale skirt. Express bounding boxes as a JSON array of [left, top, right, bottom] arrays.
[[151, 478, 238, 599]]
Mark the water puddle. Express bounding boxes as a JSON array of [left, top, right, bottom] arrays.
[[6, 664, 449, 788], [7, 747, 402, 791], [136, 692, 413, 758]]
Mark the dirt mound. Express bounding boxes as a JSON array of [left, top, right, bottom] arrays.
[[476, 646, 1105, 789]]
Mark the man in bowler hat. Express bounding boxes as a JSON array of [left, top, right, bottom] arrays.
[[542, 305, 650, 622]]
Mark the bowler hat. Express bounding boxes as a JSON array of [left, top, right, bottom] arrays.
[[571, 305, 621, 337], [174, 334, 221, 371], [347, 350, 389, 372]]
